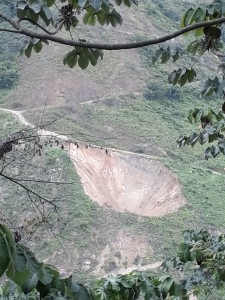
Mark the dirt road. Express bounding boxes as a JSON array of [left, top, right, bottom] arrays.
[[0, 107, 186, 217]]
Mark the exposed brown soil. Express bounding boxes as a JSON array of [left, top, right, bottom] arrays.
[[0, 107, 186, 217], [70, 144, 186, 217]]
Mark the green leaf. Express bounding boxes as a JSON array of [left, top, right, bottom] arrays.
[[26, 8, 39, 23], [0, 224, 16, 278], [187, 68, 197, 82], [33, 40, 43, 53], [169, 282, 183, 297], [78, 0, 88, 8], [28, 2, 42, 13], [161, 277, 173, 293], [46, 0, 55, 6], [189, 7, 206, 24], [181, 8, 195, 28], [65, 276, 91, 300], [63, 49, 78, 68], [143, 281, 153, 300], [0, 224, 16, 260], [39, 265, 53, 285], [201, 77, 221, 96], [0, 229, 10, 277], [123, 0, 131, 7], [168, 68, 196, 87], [78, 53, 89, 69], [178, 242, 193, 262], [40, 5, 53, 25], [10, 268, 31, 285], [21, 273, 39, 294]]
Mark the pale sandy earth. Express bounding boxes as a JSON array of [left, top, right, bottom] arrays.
[[0, 107, 186, 217], [0, 107, 188, 277], [69, 144, 186, 217]]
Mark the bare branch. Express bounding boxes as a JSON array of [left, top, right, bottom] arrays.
[[12, 177, 74, 184], [18, 18, 61, 35], [0, 172, 59, 208], [1, 11, 225, 50], [0, 27, 22, 34], [0, 12, 20, 30]]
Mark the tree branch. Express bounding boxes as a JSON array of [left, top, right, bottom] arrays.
[[1, 11, 225, 50], [0, 12, 20, 30], [18, 18, 61, 35], [0, 27, 22, 34], [0, 172, 59, 208], [12, 177, 74, 184]]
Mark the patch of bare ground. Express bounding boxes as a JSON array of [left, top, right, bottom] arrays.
[[5, 3, 163, 110], [93, 229, 154, 276], [69, 144, 186, 217]]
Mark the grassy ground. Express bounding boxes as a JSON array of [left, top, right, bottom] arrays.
[[1, 0, 225, 280]]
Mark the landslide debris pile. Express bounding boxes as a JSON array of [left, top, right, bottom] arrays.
[[70, 145, 186, 217]]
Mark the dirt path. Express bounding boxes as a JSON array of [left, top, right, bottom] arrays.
[[0, 108, 33, 127], [0, 107, 186, 217], [104, 261, 162, 277], [79, 92, 142, 105], [0, 107, 68, 141]]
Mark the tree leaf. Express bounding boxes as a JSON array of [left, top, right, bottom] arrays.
[[28, 2, 42, 13], [78, 53, 89, 69], [33, 40, 43, 53], [21, 273, 39, 294], [0, 229, 10, 277], [161, 277, 173, 293]]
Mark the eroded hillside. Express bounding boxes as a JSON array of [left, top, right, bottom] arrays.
[[70, 144, 186, 217], [1, 0, 225, 279]]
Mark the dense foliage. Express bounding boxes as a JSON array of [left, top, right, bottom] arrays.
[[3, 224, 225, 299]]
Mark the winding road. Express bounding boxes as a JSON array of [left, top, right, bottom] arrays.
[[0, 107, 166, 160], [0, 106, 164, 273], [0, 108, 200, 299]]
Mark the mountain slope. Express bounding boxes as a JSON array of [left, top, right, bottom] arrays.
[[1, 0, 225, 278]]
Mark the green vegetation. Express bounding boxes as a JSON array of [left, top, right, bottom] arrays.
[[0, 3, 22, 104], [2, 0, 225, 298], [2, 225, 225, 299]]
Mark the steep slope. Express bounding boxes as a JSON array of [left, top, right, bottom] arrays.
[[2, 0, 225, 279], [70, 144, 186, 216]]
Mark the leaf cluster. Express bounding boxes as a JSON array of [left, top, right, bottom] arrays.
[[0, 223, 90, 299], [3, 224, 225, 299], [177, 107, 225, 159], [63, 46, 103, 69], [0, 223, 188, 299], [163, 229, 225, 298]]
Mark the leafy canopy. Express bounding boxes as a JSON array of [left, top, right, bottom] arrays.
[[2, 224, 225, 299]]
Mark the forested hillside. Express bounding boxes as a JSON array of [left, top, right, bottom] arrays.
[[1, 0, 225, 284]]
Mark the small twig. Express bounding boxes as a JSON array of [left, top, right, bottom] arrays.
[[0, 28, 21, 34], [0, 172, 59, 208], [18, 18, 60, 35], [27, 191, 69, 259], [11, 178, 74, 184], [191, 52, 204, 68]]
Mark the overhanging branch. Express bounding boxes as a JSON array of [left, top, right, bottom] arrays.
[[0, 13, 225, 50], [1, 12, 225, 50]]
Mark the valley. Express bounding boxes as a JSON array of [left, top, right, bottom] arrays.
[[1, 0, 225, 290]]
